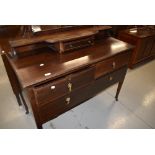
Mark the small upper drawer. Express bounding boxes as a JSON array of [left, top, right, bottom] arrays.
[[95, 52, 130, 79], [53, 36, 95, 53], [63, 36, 94, 52]]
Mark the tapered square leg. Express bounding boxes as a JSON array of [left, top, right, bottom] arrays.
[[37, 124, 43, 129], [19, 93, 29, 114], [115, 81, 123, 101], [15, 93, 22, 106]]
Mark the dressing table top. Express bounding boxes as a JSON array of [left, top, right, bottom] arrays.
[[8, 37, 133, 89]]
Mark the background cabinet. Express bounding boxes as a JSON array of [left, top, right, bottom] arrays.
[[151, 39, 155, 56], [118, 27, 155, 68]]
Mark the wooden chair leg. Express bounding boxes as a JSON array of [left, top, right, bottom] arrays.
[[19, 93, 29, 114]]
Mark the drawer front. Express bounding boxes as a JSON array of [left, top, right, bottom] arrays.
[[34, 77, 68, 106], [69, 67, 94, 91], [62, 36, 94, 52], [93, 66, 127, 95], [34, 67, 94, 106], [39, 84, 93, 123], [151, 39, 155, 56], [38, 67, 127, 123], [95, 52, 130, 79]]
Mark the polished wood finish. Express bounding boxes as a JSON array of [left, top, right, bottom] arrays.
[[35, 77, 69, 106], [151, 39, 155, 56], [38, 84, 93, 123], [8, 37, 132, 89], [118, 27, 155, 68], [52, 36, 95, 53], [34, 67, 94, 106], [93, 66, 127, 95], [95, 51, 130, 79], [9, 26, 111, 48], [38, 66, 128, 125], [1, 26, 133, 128]]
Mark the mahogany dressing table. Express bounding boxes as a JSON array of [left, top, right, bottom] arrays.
[[0, 26, 134, 128]]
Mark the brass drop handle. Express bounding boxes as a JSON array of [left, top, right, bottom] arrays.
[[66, 97, 71, 105], [68, 82, 72, 92], [112, 62, 116, 69]]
